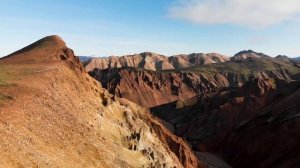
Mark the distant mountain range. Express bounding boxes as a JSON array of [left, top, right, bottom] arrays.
[[78, 56, 93, 62], [80, 50, 299, 70], [84, 50, 300, 107], [293, 57, 300, 61]]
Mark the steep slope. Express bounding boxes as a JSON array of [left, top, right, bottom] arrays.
[[151, 78, 300, 168], [0, 36, 204, 168], [89, 67, 229, 107]]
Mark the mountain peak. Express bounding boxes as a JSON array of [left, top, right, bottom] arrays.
[[232, 50, 270, 60], [26, 35, 66, 51], [234, 50, 257, 56], [12, 35, 66, 54], [139, 52, 164, 57], [275, 55, 288, 58], [275, 55, 290, 61], [40, 35, 66, 45], [1, 35, 69, 63]]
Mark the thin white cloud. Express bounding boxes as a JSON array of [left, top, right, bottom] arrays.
[[169, 0, 300, 28]]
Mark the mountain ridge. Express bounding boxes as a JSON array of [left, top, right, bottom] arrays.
[[87, 52, 300, 107], [84, 52, 230, 71], [0, 36, 205, 168], [84, 50, 300, 73]]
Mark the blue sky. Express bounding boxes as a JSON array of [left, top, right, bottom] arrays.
[[0, 0, 300, 57]]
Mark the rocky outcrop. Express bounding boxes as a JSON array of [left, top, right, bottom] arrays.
[[118, 98, 205, 168], [0, 36, 205, 168], [151, 78, 300, 168]]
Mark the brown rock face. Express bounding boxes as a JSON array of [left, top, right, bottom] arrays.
[[0, 36, 205, 168], [151, 78, 300, 168], [119, 98, 205, 168], [89, 67, 230, 107]]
